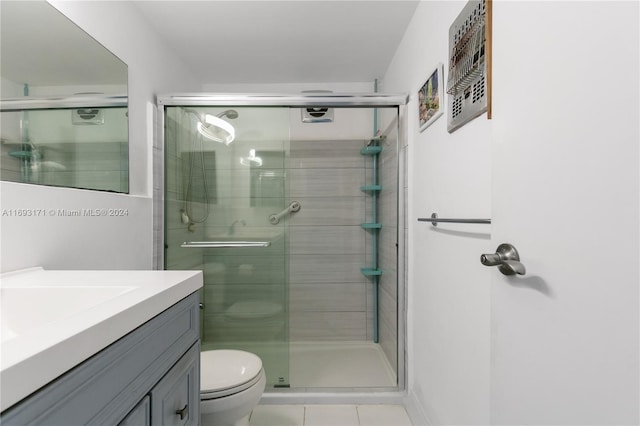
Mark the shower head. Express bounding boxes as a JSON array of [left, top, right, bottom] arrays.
[[198, 110, 238, 144], [184, 108, 238, 145], [197, 115, 235, 145], [217, 109, 238, 120]]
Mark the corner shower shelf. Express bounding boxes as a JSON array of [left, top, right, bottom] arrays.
[[360, 268, 382, 276], [360, 137, 384, 343], [361, 223, 382, 229], [360, 146, 383, 155]]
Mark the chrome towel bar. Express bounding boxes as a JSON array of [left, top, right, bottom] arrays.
[[181, 241, 271, 248], [418, 212, 491, 226]]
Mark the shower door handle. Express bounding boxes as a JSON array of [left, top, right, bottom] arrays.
[[269, 201, 301, 225]]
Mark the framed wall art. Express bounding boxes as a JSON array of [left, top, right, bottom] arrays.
[[446, 0, 492, 133], [418, 63, 444, 131]]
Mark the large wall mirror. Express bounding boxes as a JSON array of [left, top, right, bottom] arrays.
[[0, 1, 129, 193]]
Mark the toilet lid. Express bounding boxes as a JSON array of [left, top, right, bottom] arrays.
[[201, 350, 263, 393], [225, 301, 283, 320]]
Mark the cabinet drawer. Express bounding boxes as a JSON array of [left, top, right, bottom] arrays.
[[151, 342, 200, 426]]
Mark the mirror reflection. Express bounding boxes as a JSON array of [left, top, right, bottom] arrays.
[[0, 1, 129, 193]]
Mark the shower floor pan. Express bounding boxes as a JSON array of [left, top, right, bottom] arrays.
[[201, 341, 397, 390], [289, 341, 396, 389]]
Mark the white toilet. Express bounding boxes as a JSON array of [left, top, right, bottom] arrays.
[[200, 349, 266, 426]]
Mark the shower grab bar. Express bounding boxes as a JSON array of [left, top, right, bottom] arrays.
[[181, 241, 271, 248], [269, 201, 301, 225], [418, 212, 491, 226]]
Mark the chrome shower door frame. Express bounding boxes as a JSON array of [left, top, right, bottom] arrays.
[[155, 92, 409, 394]]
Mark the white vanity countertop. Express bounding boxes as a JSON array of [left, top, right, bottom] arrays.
[[0, 268, 203, 412]]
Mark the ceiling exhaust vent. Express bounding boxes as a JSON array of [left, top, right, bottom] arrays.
[[72, 92, 105, 125], [301, 107, 333, 123], [72, 108, 104, 125], [301, 90, 334, 123]]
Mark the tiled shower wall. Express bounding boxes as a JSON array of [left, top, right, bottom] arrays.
[[288, 138, 372, 341], [287, 118, 401, 381]]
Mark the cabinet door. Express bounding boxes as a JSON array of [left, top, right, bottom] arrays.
[[151, 343, 200, 426], [119, 396, 151, 426]]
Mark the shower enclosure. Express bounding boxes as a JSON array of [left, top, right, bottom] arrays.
[[158, 93, 407, 393]]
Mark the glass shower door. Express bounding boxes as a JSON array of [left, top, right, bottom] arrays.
[[164, 106, 291, 388]]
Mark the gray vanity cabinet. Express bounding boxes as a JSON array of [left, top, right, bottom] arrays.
[[119, 396, 151, 426], [150, 342, 200, 426], [1, 292, 201, 426]]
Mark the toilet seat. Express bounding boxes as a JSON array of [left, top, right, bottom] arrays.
[[201, 369, 264, 400], [200, 350, 264, 400]]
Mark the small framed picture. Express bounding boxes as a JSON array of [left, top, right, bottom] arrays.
[[418, 63, 444, 131]]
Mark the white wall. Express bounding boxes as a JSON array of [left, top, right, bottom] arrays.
[[1, 77, 24, 99], [1, 1, 200, 272], [383, 1, 491, 424]]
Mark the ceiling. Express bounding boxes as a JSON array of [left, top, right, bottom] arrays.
[[132, 1, 420, 85]]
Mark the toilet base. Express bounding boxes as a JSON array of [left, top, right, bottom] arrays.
[[200, 368, 266, 426]]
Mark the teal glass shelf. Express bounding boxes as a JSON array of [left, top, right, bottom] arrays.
[[361, 268, 382, 276], [360, 185, 382, 192], [360, 146, 382, 155], [361, 223, 382, 229]]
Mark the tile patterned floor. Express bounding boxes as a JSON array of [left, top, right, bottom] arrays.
[[249, 404, 412, 426]]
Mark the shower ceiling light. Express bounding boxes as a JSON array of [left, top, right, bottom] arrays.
[[197, 114, 235, 145]]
